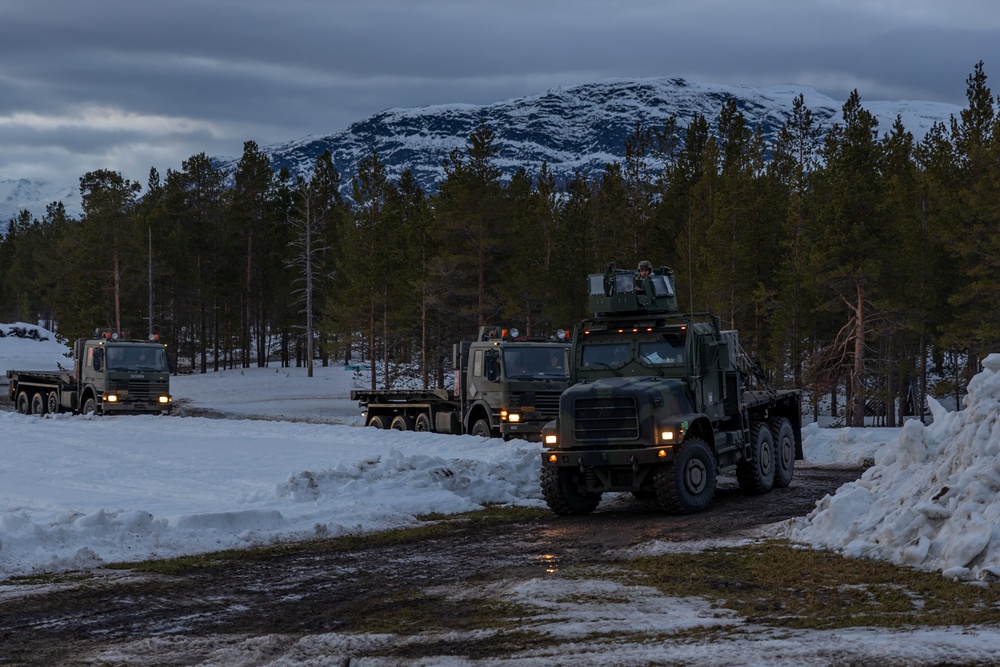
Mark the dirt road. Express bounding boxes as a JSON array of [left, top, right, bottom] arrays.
[[0, 464, 863, 666]]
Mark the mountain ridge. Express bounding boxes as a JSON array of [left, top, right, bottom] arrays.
[[1, 77, 962, 226]]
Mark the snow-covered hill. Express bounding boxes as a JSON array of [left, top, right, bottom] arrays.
[[260, 78, 960, 197], [0, 178, 81, 230], [2, 77, 961, 226]]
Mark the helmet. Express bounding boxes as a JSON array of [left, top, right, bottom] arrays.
[[638, 260, 652, 272]]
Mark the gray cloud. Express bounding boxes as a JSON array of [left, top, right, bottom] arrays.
[[0, 0, 996, 188]]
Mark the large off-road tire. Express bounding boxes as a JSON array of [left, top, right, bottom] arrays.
[[414, 412, 432, 432], [82, 397, 98, 416], [367, 414, 389, 428], [390, 415, 414, 431], [770, 417, 796, 488], [653, 437, 717, 514], [15, 390, 30, 415], [540, 466, 602, 515], [471, 418, 493, 438], [31, 393, 46, 416], [46, 391, 60, 415], [737, 421, 775, 495]]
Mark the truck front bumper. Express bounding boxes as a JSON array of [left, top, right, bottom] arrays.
[[541, 445, 675, 469], [500, 421, 547, 441]]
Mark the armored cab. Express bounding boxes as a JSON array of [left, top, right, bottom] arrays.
[[540, 262, 803, 517]]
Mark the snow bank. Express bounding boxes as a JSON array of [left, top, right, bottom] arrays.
[[789, 353, 1000, 580]]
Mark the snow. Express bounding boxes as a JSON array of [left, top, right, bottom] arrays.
[[5, 322, 1000, 662]]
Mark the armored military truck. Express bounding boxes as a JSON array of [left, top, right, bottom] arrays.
[[7, 332, 173, 416], [350, 326, 572, 441], [540, 263, 803, 514]]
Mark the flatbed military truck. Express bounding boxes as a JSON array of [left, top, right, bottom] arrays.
[[540, 263, 803, 514], [7, 333, 173, 416], [350, 326, 572, 441]]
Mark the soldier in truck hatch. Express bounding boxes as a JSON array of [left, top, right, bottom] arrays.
[[635, 260, 653, 292]]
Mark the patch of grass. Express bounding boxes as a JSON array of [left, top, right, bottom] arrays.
[[418, 504, 550, 525], [1, 572, 95, 586], [108, 522, 456, 575], [343, 590, 538, 635], [631, 540, 1000, 630], [107, 504, 546, 576]]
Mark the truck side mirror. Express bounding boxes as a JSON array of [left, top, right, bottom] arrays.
[[93, 348, 104, 372]]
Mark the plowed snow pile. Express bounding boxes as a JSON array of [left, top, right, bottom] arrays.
[[789, 353, 1000, 580]]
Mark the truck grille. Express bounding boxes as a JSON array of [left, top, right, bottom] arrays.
[[109, 379, 168, 402], [510, 391, 561, 417], [573, 396, 639, 441]]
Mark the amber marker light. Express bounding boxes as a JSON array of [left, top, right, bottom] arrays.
[[657, 449, 668, 458], [547, 453, 558, 462]]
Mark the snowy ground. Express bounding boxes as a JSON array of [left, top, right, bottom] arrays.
[[4, 322, 1000, 663]]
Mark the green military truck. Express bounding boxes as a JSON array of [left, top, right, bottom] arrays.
[[540, 263, 803, 514], [350, 326, 572, 441], [7, 333, 173, 416]]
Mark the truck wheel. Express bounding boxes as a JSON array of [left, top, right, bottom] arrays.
[[540, 466, 602, 515], [390, 415, 414, 431], [414, 413, 432, 432], [31, 393, 46, 416], [15, 391, 30, 415], [47, 391, 60, 415], [653, 437, 716, 514], [82, 397, 98, 416], [737, 421, 775, 495], [471, 419, 493, 438], [770, 417, 796, 488], [367, 414, 389, 428]]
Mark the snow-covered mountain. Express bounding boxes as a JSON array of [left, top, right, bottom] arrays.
[[0, 179, 81, 231], [262, 78, 960, 197], [2, 77, 962, 229]]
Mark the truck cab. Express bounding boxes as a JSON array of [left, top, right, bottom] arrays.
[[540, 263, 802, 515], [74, 336, 172, 415], [462, 326, 571, 439]]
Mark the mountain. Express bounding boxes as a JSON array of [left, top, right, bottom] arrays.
[[0, 179, 81, 230], [241, 77, 962, 198], [2, 77, 962, 228]]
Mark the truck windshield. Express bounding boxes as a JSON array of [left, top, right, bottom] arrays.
[[580, 342, 631, 368], [105, 346, 169, 372], [638, 340, 685, 366], [502, 346, 569, 378]]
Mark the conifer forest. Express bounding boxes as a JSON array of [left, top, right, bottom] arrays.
[[3, 63, 1000, 427]]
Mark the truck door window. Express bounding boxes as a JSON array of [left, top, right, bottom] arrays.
[[91, 347, 104, 372], [473, 350, 484, 377]]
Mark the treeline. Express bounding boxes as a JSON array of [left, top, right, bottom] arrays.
[[3, 63, 1000, 426]]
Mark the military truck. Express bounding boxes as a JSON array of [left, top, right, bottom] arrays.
[[7, 333, 173, 416], [350, 326, 572, 441], [540, 263, 803, 514]]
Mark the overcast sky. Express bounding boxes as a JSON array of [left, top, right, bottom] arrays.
[[1, 0, 997, 188]]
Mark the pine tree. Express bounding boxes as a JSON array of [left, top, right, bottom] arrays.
[[769, 93, 823, 388], [809, 90, 885, 426], [287, 150, 341, 377]]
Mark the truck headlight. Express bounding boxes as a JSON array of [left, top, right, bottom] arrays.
[[105, 394, 118, 403], [545, 434, 558, 445], [508, 413, 521, 423], [158, 395, 171, 404], [661, 429, 674, 441]]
